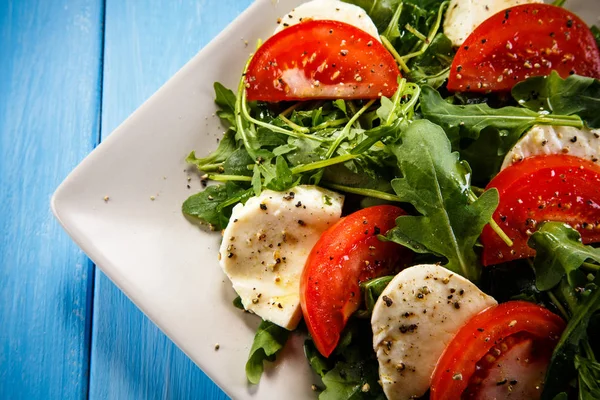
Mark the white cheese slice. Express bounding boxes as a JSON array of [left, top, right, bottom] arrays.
[[501, 125, 600, 170], [443, 0, 543, 47], [273, 0, 381, 42], [371, 264, 497, 400], [219, 185, 343, 330]]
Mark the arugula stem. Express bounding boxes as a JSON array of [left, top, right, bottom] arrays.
[[468, 190, 514, 247], [290, 154, 358, 174], [325, 99, 376, 158], [346, 101, 359, 123], [236, 60, 257, 159], [321, 182, 402, 202], [206, 174, 252, 182], [381, 35, 410, 73], [400, 1, 449, 63], [278, 114, 310, 134], [382, 2, 403, 39], [582, 340, 596, 361], [552, 0, 566, 6], [548, 289, 571, 320], [240, 90, 327, 142], [279, 102, 302, 118], [581, 262, 600, 273], [310, 118, 348, 131], [196, 163, 223, 172], [537, 114, 583, 129], [471, 186, 485, 196], [405, 24, 428, 43], [489, 218, 514, 247], [386, 79, 405, 126], [399, 83, 421, 116]]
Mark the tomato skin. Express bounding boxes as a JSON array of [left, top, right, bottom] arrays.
[[447, 4, 600, 93], [245, 20, 400, 102], [481, 154, 600, 266], [430, 301, 565, 400], [300, 205, 411, 357]]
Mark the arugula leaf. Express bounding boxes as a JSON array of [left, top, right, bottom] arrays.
[[360, 276, 394, 314], [214, 82, 237, 127], [386, 120, 498, 282], [592, 26, 600, 50], [344, 0, 444, 38], [245, 320, 290, 384], [186, 129, 237, 171], [405, 33, 454, 89], [304, 340, 331, 378], [543, 282, 600, 399], [575, 354, 600, 399], [420, 85, 583, 147], [512, 71, 600, 128], [419, 85, 583, 182], [528, 222, 600, 291], [343, 0, 402, 32], [182, 182, 251, 230], [313, 320, 384, 400]]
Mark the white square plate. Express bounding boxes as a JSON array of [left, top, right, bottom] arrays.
[[52, 1, 599, 399]]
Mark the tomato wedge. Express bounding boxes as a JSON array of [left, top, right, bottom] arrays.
[[245, 20, 400, 102], [447, 4, 600, 93], [300, 205, 411, 357], [431, 301, 565, 400], [481, 154, 600, 266]]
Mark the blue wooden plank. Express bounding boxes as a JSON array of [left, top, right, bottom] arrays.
[[89, 1, 253, 399], [0, 0, 104, 399]]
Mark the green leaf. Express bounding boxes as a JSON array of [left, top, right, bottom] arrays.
[[186, 130, 237, 170], [251, 165, 261, 196], [303, 339, 331, 378], [214, 82, 237, 127], [419, 85, 583, 182], [576, 354, 600, 399], [181, 182, 251, 230], [223, 148, 254, 176], [591, 25, 600, 52], [333, 99, 347, 115], [214, 81, 236, 112], [264, 156, 297, 192], [386, 120, 498, 282], [245, 320, 290, 385], [405, 33, 454, 89], [543, 283, 600, 399], [233, 296, 244, 310], [375, 96, 395, 123], [360, 276, 394, 314], [528, 222, 600, 291], [317, 320, 385, 400], [420, 85, 582, 147], [512, 71, 600, 128]]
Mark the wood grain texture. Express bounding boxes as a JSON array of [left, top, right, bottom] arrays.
[[89, 1, 253, 399], [0, 0, 104, 398]]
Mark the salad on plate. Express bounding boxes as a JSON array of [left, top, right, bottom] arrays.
[[183, 0, 600, 398]]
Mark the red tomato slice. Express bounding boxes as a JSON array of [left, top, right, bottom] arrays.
[[300, 205, 411, 357], [430, 301, 565, 400], [481, 154, 600, 266], [245, 20, 400, 102], [447, 4, 600, 93]]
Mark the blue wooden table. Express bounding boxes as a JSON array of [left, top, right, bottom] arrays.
[[0, 1, 252, 398]]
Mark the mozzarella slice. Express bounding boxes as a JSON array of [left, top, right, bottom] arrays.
[[443, 0, 543, 47], [501, 125, 600, 170], [371, 264, 497, 400], [273, 0, 381, 42], [219, 185, 343, 330]]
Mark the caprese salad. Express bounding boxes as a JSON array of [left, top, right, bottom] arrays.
[[183, 0, 600, 398]]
